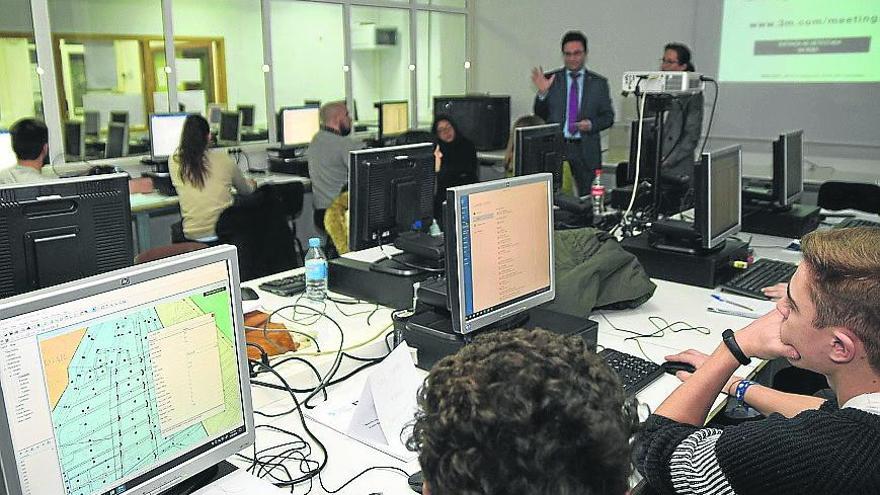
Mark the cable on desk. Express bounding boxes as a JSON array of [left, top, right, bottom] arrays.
[[237, 422, 326, 488], [598, 312, 711, 362], [318, 465, 411, 494]]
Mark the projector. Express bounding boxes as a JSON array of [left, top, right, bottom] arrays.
[[622, 71, 704, 96]]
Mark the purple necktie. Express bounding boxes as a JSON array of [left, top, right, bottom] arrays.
[[567, 72, 580, 135]]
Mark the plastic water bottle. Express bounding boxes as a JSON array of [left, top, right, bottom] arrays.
[[591, 169, 606, 216], [304, 237, 328, 301]]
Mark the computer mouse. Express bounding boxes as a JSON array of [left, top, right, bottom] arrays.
[[662, 361, 697, 375], [408, 471, 424, 493]]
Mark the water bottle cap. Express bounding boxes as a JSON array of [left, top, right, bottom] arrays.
[[308, 237, 322, 248]]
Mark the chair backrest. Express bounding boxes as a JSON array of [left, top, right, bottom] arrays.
[[817, 181, 880, 214]]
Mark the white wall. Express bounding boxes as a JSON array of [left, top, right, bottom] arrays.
[[472, 0, 699, 126]]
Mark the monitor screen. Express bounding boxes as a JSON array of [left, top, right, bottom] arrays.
[[219, 112, 241, 144], [105, 123, 128, 159], [0, 245, 254, 495], [238, 105, 255, 128], [84, 111, 100, 136], [64, 121, 84, 160], [281, 106, 320, 146], [695, 145, 742, 249], [149, 113, 188, 160], [110, 111, 129, 125], [513, 124, 564, 192], [378, 101, 408, 137], [0, 173, 134, 298], [0, 131, 15, 168], [348, 143, 436, 251], [782, 129, 803, 205], [445, 174, 555, 334], [207, 104, 223, 126]]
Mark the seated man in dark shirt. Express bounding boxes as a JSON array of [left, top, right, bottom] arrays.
[[635, 227, 880, 494], [407, 328, 634, 495]]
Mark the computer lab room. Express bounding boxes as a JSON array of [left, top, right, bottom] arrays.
[[1, 1, 879, 494]]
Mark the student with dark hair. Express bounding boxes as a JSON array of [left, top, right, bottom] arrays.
[[408, 328, 634, 495], [636, 227, 880, 494], [659, 42, 703, 181], [431, 115, 478, 220], [169, 114, 255, 241], [531, 30, 614, 196], [0, 118, 49, 184]]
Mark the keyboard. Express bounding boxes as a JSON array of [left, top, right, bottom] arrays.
[[259, 274, 306, 297], [721, 258, 797, 300], [834, 218, 880, 229], [600, 348, 664, 397]]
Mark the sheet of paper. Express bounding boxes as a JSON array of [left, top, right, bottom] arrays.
[[707, 293, 776, 319], [368, 343, 423, 450], [191, 469, 287, 495], [341, 245, 403, 264]]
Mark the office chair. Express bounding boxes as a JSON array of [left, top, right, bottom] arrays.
[[817, 181, 880, 214]]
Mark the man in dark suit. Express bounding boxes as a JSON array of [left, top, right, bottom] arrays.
[[532, 30, 614, 196]]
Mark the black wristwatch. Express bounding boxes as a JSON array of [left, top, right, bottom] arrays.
[[722, 329, 752, 366]]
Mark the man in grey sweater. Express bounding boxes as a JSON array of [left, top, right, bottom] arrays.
[[308, 101, 363, 235]]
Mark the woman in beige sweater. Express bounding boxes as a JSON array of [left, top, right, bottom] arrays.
[[169, 115, 255, 240]]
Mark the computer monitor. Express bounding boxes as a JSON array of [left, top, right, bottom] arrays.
[[105, 122, 129, 158], [625, 116, 658, 184], [0, 173, 134, 298], [513, 124, 564, 192], [63, 121, 85, 161], [207, 103, 224, 127], [376, 100, 409, 140], [303, 99, 321, 107], [444, 173, 556, 334], [280, 106, 320, 147], [83, 110, 100, 137], [110, 110, 129, 127], [694, 145, 742, 250], [149, 112, 188, 161], [218, 111, 242, 146], [772, 129, 804, 207], [349, 143, 436, 251], [433, 95, 511, 151], [237, 105, 255, 129], [0, 130, 15, 168], [0, 245, 255, 495]]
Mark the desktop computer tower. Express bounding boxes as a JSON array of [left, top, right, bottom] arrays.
[[741, 204, 821, 239], [433, 95, 510, 151], [621, 233, 749, 288]]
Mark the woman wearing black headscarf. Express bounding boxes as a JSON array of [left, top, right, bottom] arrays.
[[432, 115, 479, 220]]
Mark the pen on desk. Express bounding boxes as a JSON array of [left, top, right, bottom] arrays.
[[711, 294, 754, 311]]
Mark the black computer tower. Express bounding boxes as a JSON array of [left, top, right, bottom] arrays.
[[433, 95, 510, 151]]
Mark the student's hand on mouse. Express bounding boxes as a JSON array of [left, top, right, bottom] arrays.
[[761, 282, 787, 300], [664, 349, 708, 381], [531, 66, 555, 95]]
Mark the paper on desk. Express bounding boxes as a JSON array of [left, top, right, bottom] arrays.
[[190, 469, 287, 494], [707, 293, 776, 319], [305, 344, 421, 462], [341, 245, 403, 264]]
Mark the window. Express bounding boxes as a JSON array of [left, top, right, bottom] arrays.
[[417, 0, 467, 8], [350, 6, 412, 129], [271, 0, 346, 125], [0, 1, 44, 134], [417, 11, 466, 127], [48, 0, 168, 159], [173, 0, 268, 142]]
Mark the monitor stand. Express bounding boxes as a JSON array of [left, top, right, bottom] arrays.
[[158, 460, 237, 495]]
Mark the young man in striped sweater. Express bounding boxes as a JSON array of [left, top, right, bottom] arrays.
[[635, 227, 880, 494]]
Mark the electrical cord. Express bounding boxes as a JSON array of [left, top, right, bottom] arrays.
[[698, 77, 719, 157], [318, 465, 411, 494], [599, 312, 711, 362], [617, 90, 649, 233]]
